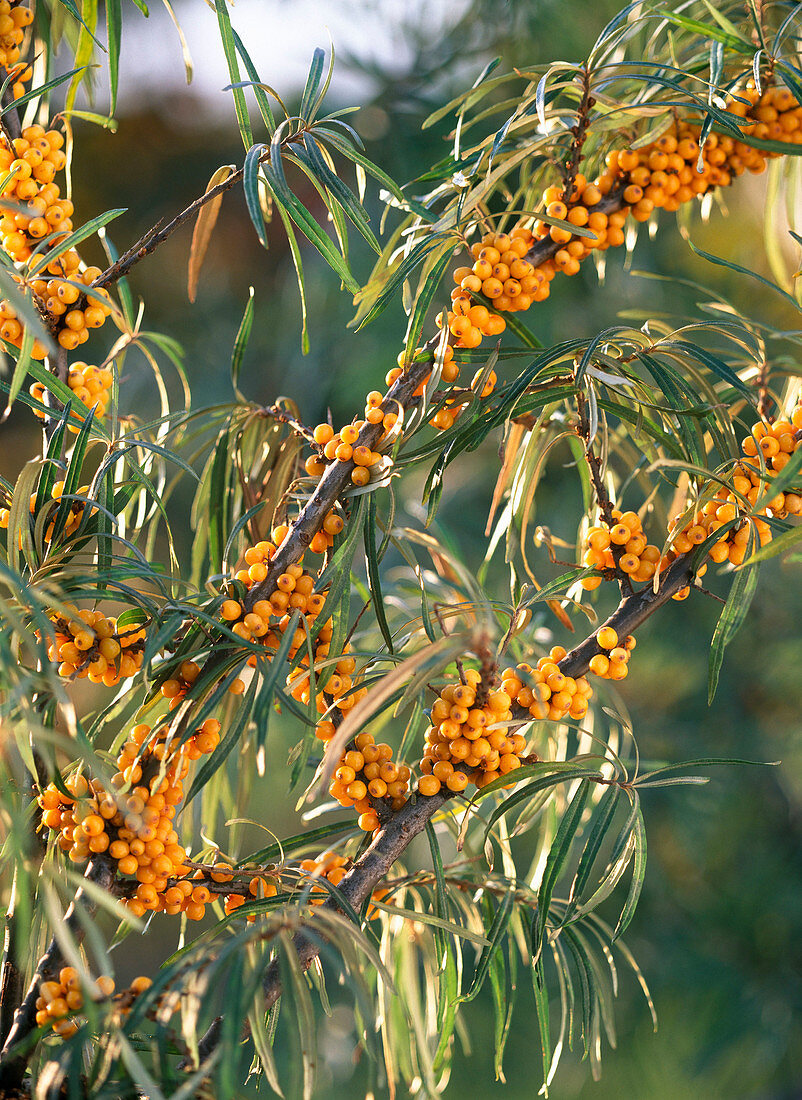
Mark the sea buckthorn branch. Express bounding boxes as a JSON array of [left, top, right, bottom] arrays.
[[0, 351, 436, 1073], [257, 401, 320, 448], [190, 550, 697, 1065], [241, 348, 436, 612], [558, 65, 594, 201], [5, 44, 802, 1096]]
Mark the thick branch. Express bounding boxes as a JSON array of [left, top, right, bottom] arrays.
[[0, 872, 23, 1049], [0, 80, 21, 143], [191, 551, 696, 1064], [524, 183, 626, 270]]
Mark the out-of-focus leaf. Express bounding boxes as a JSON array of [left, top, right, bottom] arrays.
[[230, 286, 254, 394], [708, 556, 759, 703], [533, 780, 592, 962], [613, 798, 647, 940]]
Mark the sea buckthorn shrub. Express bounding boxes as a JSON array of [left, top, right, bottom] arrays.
[[1, 6, 802, 1100]]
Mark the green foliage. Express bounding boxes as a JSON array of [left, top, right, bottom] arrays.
[[0, 3, 800, 1099]]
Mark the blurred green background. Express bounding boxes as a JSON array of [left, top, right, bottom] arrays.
[[2, 0, 801, 1096]]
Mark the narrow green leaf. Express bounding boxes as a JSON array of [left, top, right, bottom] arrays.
[[29, 209, 126, 276], [0, 66, 88, 117], [708, 556, 760, 703], [531, 953, 552, 1095], [364, 495, 394, 653], [613, 799, 647, 940], [242, 143, 267, 245], [656, 10, 752, 52], [534, 780, 593, 962], [51, 411, 95, 544], [742, 522, 802, 565], [315, 126, 405, 202], [562, 785, 622, 924], [230, 286, 254, 393], [2, 319, 34, 419], [300, 135, 380, 253], [458, 891, 514, 1003], [184, 675, 258, 804], [272, 197, 310, 354], [231, 28, 276, 134], [34, 413, 68, 514], [687, 238, 801, 311], [65, 0, 99, 114], [355, 237, 443, 330], [214, 0, 252, 148], [261, 167, 360, 293], [106, 0, 121, 115], [52, 0, 102, 41], [404, 247, 453, 360], [299, 47, 326, 120], [0, 269, 56, 353]]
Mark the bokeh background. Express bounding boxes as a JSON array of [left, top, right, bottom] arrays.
[[2, 1, 801, 1096]]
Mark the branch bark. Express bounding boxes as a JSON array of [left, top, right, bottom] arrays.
[[190, 551, 696, 1065]]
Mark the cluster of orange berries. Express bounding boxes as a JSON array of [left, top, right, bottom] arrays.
[[0, 2, 33, 87], [44, 607, 145, 686], [0, 127, 70, 262], [409, 85, 802, 439], [501, 645, 596, 720], [292, 644, 365, 713], [581, 510, 662, 590], [36, 970, 116, 1039], [450, 225, 542, 340], [299, 850, 389, 918], [326, 731, 411, 833], [418, 670, 524, 795], [159, 657, 245, 706], [30, 362, 114, 427], [35, 970, 152, 1039], [306, 406, 396, 490], [665, 402, 802, 590], [220, 534, 375, 720], [221, 535, 329, 644], [220, 865, 279, 920], [0, 122, 114, 357], [39, 719, 222, 920], [586, 627, 635, 680], [0, 478, 90, 546]]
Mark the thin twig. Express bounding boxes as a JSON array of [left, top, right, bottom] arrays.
[[92, 127, 315, 290]]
